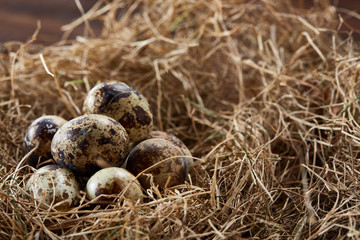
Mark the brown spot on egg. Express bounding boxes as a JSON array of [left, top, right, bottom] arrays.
[[119, 112, 136, 129], [68, 153, 75, 160], [63, 180, 71, 187], [37, 188, 43, 196], [95, 178, 122, 197], [63, 192, 69, 199], [78, 139, 89, 153], [110, 129, 116, 135], [133, 106, 151, 126], [98, 137, 112, 145], [56, 150, 65, 161]]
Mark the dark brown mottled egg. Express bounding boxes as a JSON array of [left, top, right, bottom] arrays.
[[126, 138, 188, 189], [148, 131, 193, 169], [51, 114, 129, 176], [24, 115, 67, 168], [83, 82, 153, 143], [86, 167, 142, 202], [25, 164, 79, 209]]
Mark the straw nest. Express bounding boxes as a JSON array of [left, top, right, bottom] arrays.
[[1, 0, 360, 239]]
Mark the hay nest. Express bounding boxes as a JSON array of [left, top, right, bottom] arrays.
[[1, 0, 360, 239]]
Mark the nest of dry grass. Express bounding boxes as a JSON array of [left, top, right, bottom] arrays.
[[1, 0, 360, 239]]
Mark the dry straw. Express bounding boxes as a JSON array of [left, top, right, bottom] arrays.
[[1, 0, 360, 239]]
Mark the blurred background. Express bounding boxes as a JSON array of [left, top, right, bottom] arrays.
[[0, 0, 359, 44], [0, 0, 101, 44]]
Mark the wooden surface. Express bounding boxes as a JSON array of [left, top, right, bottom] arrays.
[[0, 0, 101, 44], [0, 0, 359, 45]]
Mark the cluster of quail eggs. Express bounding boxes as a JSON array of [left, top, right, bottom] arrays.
[[23, 82, 192, 209]]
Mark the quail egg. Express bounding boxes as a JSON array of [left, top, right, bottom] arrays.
[[25, 164, 79, 209], [51, 114, 129, 176], [24, 115, 67, 168], [148, 131, 193, 169], [86, 167, 142, 203], [83, 82, 153, 143], [126, 138, 188, 189]]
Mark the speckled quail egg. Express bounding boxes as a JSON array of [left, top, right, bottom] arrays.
[[148, 131, 193, 169], [83, 82, 153, 143], [51, 114, 129, 176], [86, 167, 142, 203], [25, 164, 79, 209], [24, 115, 67, 168], [126, 138, 188, 189]]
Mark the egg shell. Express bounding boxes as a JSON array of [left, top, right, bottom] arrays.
[[24, 115, 67, 168], [83, 82, 153, 143], [86, 167, 142, 202], [126, 138, 188, 189], [148, 131, 193, 169], [51, 114, 129, 176], [26, 165, 79, 209]]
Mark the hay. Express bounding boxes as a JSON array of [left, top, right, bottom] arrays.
[[1, 0, 360, 239]]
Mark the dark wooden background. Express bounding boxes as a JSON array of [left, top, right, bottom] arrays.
[[0, 0, 359, 45], [0, 0, 101, 44]]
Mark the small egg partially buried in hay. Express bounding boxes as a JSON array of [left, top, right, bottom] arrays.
[[148, 131, 193, 169], [83, 82, 153, 143], [51, 114, 129, 176], [25, 165, 79, 209], [126, 138, 188, 189], [24, 115, 67, 168], [86, 167, 143, 203]]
